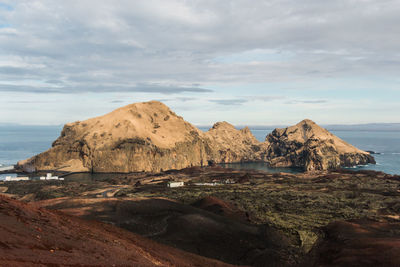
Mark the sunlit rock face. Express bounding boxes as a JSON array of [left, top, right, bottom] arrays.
[[265, 119, 375, 171], [18, 101, 262, 173], [18, 102, 374, 173]]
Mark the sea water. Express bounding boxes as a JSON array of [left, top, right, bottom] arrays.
[[0, 125, 399, 178]]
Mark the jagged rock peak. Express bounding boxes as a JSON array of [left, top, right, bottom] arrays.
[[297, 118, 316, 125], [211, 121, 236, 130], [271, 119, 336, 143], [266, 119, 376, 171], [240, 126, 252, 135]]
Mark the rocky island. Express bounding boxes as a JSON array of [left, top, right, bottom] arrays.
[[265, 119, 375, 171], [18, 100, 374, 173]]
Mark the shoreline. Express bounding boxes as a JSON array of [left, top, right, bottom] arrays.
[[1, 164, 399, 182]]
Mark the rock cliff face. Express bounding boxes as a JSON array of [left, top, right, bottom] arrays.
[[18, 101, 261, 173], [204, 122, 267, 163], [265, 119, 375, 171], [18, 102, 374, 173]]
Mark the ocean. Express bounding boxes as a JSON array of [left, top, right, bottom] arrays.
[[0, 125, 399, 177]]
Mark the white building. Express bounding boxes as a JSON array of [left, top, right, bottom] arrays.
[[193, 182, 219, 186], [167, 181, 184, 188], [5, 176, 29, 182], [40, 173, 63, 180]]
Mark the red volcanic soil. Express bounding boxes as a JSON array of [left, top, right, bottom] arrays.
[[37, 197, 296, 266], [0, 195, 233, 267], [306, 219, 400, 266]]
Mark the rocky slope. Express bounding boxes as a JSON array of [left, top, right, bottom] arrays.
[[265, 119, 375, 171], [305, 219, 400, 266], [20, 101, 214, 172], [37, 196, 296, 266], [205, 121, 267, 163], [0, 195, 232, 266], [18, 101, 374, 173], [18, 101, 262, 173]]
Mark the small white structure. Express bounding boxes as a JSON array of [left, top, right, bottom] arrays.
[[167, 181, 184, 188], [193, 182, 219, 186], [40, 173, 63, 181], [5, 176, 29, 182]]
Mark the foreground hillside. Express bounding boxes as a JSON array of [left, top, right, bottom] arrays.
[[36, 196, 298, 266], [2, 166, 399, 266], [0, 194, 232, 266], [18, 100, 374, 173]]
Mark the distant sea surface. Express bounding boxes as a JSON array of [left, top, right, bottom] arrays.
[[0, 125, 399, 176]]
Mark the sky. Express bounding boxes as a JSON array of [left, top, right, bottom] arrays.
[[0, 0, 399, 126]]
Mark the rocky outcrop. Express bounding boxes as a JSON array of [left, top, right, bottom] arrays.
[[18, 101, 261, 173], [204, 122, 267, 163], [17, 102, 374, 173], [265, 119, 375, 171]]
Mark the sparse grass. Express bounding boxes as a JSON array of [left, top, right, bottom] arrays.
[[2, 167, 399, 251], [134, 169, 400, 250]]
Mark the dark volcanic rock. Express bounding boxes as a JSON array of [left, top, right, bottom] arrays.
[[265, 119, 375, 171], [306, 219, 400, 266], [37, 197, 297, 266], [192, 196, 251, 222], [366, 150, 381, 155], [0, 195, 232, 267]]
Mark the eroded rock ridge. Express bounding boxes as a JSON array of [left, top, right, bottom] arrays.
[[18, 101, 374, 173], [265, 119, 375, 171]]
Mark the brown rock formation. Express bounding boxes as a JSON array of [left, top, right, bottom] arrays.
[[18, 101, 260, 173], [265, 119, 375, 171], [205, 122, 266, 163], [17, 102, 374, 173]]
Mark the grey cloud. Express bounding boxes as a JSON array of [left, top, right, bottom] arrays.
[[0, 83, 212, 94], [0, 1, 399, 94], [245, 96, 285, 102], [285, 99, 328, 104], [209, 99, 248, 106], [208, 96, 284, 105], [301, 100, 328, 104], [46, 80, 64, 84], [159, 97, 197, 102]]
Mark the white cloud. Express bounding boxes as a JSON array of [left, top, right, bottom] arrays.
[[0, 0, 399, 124]]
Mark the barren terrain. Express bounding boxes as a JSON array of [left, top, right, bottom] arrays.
[[2, 166, 400, 266]]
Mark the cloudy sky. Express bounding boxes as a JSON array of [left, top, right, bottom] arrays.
[[0, 0, 399, 126]]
